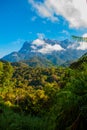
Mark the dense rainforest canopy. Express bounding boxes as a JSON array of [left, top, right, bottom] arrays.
[[0, 56, 87, 130]]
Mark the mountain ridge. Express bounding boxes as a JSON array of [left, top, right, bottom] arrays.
[[1, 39, 87, 66]]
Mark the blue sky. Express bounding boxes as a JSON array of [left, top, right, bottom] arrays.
[[0, 0, 87, 58]]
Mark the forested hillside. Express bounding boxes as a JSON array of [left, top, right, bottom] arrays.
[[0, 56, 87, 130]]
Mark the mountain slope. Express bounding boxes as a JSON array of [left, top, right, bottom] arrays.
[[70, 52, 87, 69], [19, 56, 53, 67]]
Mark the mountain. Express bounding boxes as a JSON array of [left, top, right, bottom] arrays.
[[1, 39, 87, 66]]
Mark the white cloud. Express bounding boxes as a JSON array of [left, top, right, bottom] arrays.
[[77, 42, 87, 50], [67, 33, 87, 50], [62, 30, 69, 36], [37, 33, 45, 39], [31, 38, 64, 54], [82, 33, 87, 37], [31, 16, 37, 21], [37, 44, 64, 54], [31, 32, 65, 53], [32, 39, 46, 46], [28, 0, 87, 28], [32, 33, 45, 47], [28, 0, 58, 22], [31, 45, 37, 50], [77, 33, 87, 50], [67, 42, 79, 49]]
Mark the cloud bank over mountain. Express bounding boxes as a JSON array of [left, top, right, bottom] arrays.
[[31, 38, 64, 54]]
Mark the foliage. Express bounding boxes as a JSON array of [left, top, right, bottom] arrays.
[[0, 57, 87, 130], [72, 35, 87, 42]]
